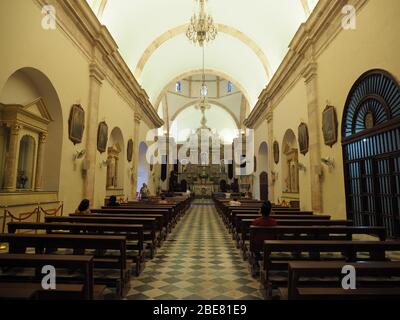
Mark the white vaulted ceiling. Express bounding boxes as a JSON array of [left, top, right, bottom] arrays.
[[86, 0, 319, 110]]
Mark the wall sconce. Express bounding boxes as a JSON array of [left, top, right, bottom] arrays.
[[73, 149, 86, 162], [321, 157, 335, 169], [271, 171, 278, 183], [100, 159, 110, 168], [297, 163, 307, 172]]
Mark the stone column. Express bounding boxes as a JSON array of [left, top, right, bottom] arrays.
[[3, 123, 21, 191], [83, 62, 105, 203], [302, 62, 323, 213], [266, 109, 275, 202], [34, 132, 48, 191], [131, 112, 141, 199]]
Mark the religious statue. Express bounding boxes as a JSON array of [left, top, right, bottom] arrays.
[[140, 183, 150, 200], [17, 170, 28, 189]]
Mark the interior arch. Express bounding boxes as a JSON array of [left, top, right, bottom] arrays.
[[0, 67, 63, 192]]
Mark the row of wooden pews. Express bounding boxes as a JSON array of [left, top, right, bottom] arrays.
[[213, 197, 400, 300], [0, 196, 193, 300]]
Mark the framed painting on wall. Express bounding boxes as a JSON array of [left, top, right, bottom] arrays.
[[322, 105, 338, 147], [298, 123, 309, 156], [273, 141, 280, 164], [68, 104, 85, 145], [97, 121, 108, 153], [127, 139, 133, 162]]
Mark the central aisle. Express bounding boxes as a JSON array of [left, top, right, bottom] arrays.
[[126, 200, 263, 300]]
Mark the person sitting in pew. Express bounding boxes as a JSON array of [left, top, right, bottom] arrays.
[[229, 198, 242, 206], [251, 201, 277, 260], [108, 195, 120, 207], [75, 199, 91, 215]]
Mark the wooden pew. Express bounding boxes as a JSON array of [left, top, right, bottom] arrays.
[[121, 201, 187, 224], [0, 233, 130, 298], [283, 261, 400, 300], [237, 219, 353, 256], [46, 215, 158, 259], [227, 210, 316, 231], [230, 213, 331, 240], [8, 222, 145, 276], [291, 287, 400, 300], [0, 254, 105, 300], [248, 226, 386, 277], [252, 226, 386, 274], [91, 209, 169, 239], [102, 207, 174, 231], [262, 240, 400, 298]]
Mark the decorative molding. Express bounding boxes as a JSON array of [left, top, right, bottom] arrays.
[[266, 110, 273, 124], [89, 62, 106, 85], [302, 61, 318, 84], [134, 113, 142, 124], [34, 0, 163, 129], [245, 0, 368, 128]]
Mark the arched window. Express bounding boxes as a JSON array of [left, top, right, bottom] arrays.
[[175, 81, 182, 93], [227, 81, 233, 94], [17, 135, 36, 190], [342, 70, 400, 237]]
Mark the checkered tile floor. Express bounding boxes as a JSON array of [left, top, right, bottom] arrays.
[[125, 200, 264, 300]]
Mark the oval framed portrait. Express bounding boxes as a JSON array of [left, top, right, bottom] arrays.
[[298, 122, 309, 156], [68, 104, 85, 145], [127, 139, 133, 162], [97, 121, 109, 153]]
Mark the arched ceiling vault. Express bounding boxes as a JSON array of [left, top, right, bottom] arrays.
[[86, 0, 320, 110], [170, 99, 240, 129], [134, 23, 272, 80], [154, 68, 251, 111]]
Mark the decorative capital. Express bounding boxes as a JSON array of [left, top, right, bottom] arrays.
[[134, 113, 142, 124], [266, 110, 273, 123], [39, 132, 48, 144], [89, 62, 106, 84], [10, 123, 21, 135], [302, 62, 318, 84]]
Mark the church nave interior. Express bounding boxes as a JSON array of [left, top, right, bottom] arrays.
[[0, 0, 400, 305]]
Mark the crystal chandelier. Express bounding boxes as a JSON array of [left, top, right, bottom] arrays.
[[186, 0, 218, 47]]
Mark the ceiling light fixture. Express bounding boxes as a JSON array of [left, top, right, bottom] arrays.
[[186, 0, 218, 47], [195, 46, 211, 129]]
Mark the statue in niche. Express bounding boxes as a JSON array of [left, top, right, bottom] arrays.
[[17, 170, 28, 189]]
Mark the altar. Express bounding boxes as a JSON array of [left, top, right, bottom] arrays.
[[192, 183, 217, 198]]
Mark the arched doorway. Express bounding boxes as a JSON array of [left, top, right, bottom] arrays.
[[342, 70, 400, 238], [258, 142, 268, 201], [137, 142, 149, 192]]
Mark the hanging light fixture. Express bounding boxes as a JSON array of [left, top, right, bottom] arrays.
[[195, 45, 211, 129], [186, 0, 218, 47]]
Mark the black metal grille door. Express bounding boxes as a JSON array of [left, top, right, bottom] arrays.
[[342, 70, 400, 238]]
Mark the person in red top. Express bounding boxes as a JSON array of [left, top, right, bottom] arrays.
[[251, 201, 277, 261]]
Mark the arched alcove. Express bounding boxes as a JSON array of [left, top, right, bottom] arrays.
[[137, 142, 149, 192], [0, 67, 63, 192], [282, 129, 299, 195], [106, 127, 125, 191]]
